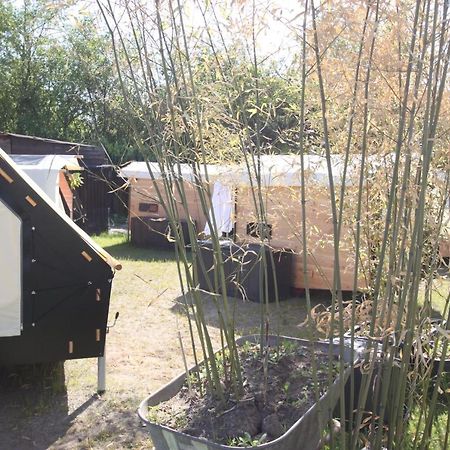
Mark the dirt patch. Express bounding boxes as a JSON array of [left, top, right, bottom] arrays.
[[149, 340, 339, 446]]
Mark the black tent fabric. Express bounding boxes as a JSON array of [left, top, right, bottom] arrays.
[[0, 148, 118, 365]]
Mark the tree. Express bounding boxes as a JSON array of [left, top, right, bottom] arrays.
[[0, 0, 136, 163]]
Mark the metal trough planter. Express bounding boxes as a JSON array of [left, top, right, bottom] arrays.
[[138, 335, 356, 450], [429, 355, 450, 375]]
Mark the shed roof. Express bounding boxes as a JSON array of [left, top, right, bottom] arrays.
[[11, 154, 81, 171], [120, 161, 232, 182], [0, 132, 110, 168]]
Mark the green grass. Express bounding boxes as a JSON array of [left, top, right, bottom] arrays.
[[404, 403, 450, 449], [428, 277, 449, 316], [93, 231, 316, 338], [94, 231, 180, 263], [94, 231, 128, 248], [419, 275, 450, 319]]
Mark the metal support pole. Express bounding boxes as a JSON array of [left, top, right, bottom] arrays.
[[97, 352, 106, 394]]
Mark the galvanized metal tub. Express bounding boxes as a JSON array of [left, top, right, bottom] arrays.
[[138, 335, 355, 450]]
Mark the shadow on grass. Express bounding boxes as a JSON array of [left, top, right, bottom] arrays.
[[429, 307, 445, 320], [171, 290, 332, 339], [0, 362, 99, 449]]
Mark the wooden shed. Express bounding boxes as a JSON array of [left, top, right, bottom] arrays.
[[122, 163, 203, 225], [0, 133, 115, 234], [121, 157, 369, 291], [0, 147, 121, 365], [120, 162, 231, 246], [233, 155, 369, 291]]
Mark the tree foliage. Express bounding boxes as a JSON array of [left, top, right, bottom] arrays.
[[0, 0, 136, 163], [0, 0, 323, 163]]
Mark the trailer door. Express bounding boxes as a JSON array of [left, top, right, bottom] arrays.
[[0, 198, 22, 337]]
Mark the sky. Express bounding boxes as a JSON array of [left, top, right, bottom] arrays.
[[180, 0, 305, 63], [68, 0, 306, 66], [9, 0, 307, 67]]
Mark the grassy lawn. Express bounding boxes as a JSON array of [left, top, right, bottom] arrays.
[[0, 233, 316, 449], [405, 399, 450, 450]]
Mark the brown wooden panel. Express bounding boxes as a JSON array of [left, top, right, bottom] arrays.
[[59, 171, 74, 217], [291, 253, 366, 291], [128, 178, 210, 237], [173, 181, 210, 232], [0, 136, 12, 153], [440, 238, 450, 258], [235, 185, 369, 291], [129, 179, 169, 219]]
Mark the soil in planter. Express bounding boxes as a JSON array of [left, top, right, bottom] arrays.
[[148, 340, 341, 446]]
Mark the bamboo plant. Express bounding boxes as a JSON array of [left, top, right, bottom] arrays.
[[97, 0, 450, 447]]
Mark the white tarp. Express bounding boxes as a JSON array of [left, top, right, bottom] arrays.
[[120, 155, 353, 187], [235, 154, 355, 187], [119, 161, 164, 180], [11, 154, 80, 212], [203, 181, 234, 236], [0, 199, 22, 337], [120, 161, 232, 183]]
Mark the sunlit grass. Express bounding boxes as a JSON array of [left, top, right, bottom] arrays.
[[93, 231, 128, 248], [419, 274, 450, 317], [404, 399, 450, 449], [428, 276, 450, 316]]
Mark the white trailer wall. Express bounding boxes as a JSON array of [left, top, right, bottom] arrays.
[[0, 198, 22, 337]]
